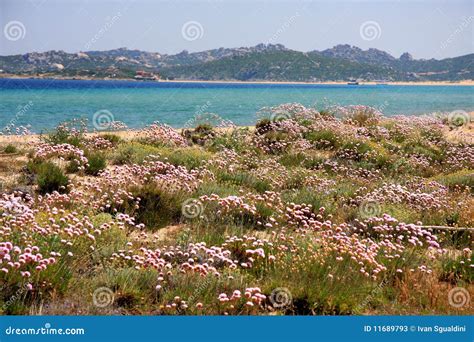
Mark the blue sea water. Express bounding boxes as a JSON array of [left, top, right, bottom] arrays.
[[0, 78, 473, 132]]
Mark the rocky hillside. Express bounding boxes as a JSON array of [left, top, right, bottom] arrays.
[[0, 44, 472, 81]]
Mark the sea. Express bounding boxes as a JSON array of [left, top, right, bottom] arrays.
[[1, 78, 473, 132]]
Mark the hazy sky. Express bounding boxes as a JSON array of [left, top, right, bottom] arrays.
[[1, 0, 473, 59]]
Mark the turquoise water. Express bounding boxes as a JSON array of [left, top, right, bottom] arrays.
[[0, 78, 473, 131]]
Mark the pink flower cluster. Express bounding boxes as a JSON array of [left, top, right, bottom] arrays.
[[83, 136, 114, 150], [34, 143, 88, 169], [356, 182, 449, 211], [337, 105, 383, 126], [0, 242, 57, 283], [74, 159, 212, 212], [218, 287, 266, 308], [141, 122, 188, 147]]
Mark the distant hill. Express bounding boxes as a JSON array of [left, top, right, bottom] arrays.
[[1, 44, 472, 82]]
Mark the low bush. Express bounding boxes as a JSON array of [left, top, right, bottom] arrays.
[[3, 144, 18, 154], [183, 124, 216, 146], [36, 161, 69, 194], [85, 152, 107, 176]]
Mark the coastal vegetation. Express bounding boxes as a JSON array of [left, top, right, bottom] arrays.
[[0, 104, 472, 315]]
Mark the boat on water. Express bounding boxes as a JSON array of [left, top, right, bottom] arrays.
[[347, 79, 359, 85]]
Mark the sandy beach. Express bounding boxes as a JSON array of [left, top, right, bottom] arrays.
[[1, 74, 473, 86]]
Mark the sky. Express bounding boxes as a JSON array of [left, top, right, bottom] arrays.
[[0, 0, 473, 59]]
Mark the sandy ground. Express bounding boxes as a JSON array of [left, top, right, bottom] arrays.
[[145, 79, 474, 86], [2, 75, 474, 86], [0, 126, 254, 144]]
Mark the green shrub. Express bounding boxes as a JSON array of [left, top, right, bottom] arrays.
[[282, 188, 335, 216], [337, 140, 373, 162], [183, 124, 216, 146], [304, 129, 341, 149], [43, 119, 86, 147], [130, 184, 186, 229], [434, 170, 474, 192], [157, 147, 212, 169], [85, 152, 107, 176], [208, 128, 254, 153], [195, 182, 240, 197], [100, 133, 122, 145], [3, 144, 17, 154], [36, 162, 69, 194], [439, 254, 474, 284], [217, 171, 271, 193], [255, 119, 272, 135], [111, 142, 162, 165], [343, 106, 381, 127], [278, 153, 306, 167], [302, 155, 326, 169], [65, 161, 80, 174]]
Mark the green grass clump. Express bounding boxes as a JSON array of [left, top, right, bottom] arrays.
[[100, 133, 122, 145], [217, 171, 271, 193], [3, 144, 18, 154], [130, 184, 187, 229], [155, 147, 212, 169], [85, 152, 107, 176], [439, 254, 474, 284], [434, 170, 474, 192], [112, 141, 212, 169], [304, 129, 341, 149], [35, 161, 69, 194], [279, 153, 306, 167], [282, 188, 335, 216], [111, 142, 162, 165], [43, 119, 86, 147], [183, 124, 216, 146]]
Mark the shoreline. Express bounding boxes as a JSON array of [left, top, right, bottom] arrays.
[[1, 75, 474, 86], [1, 121, 472, 145]]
